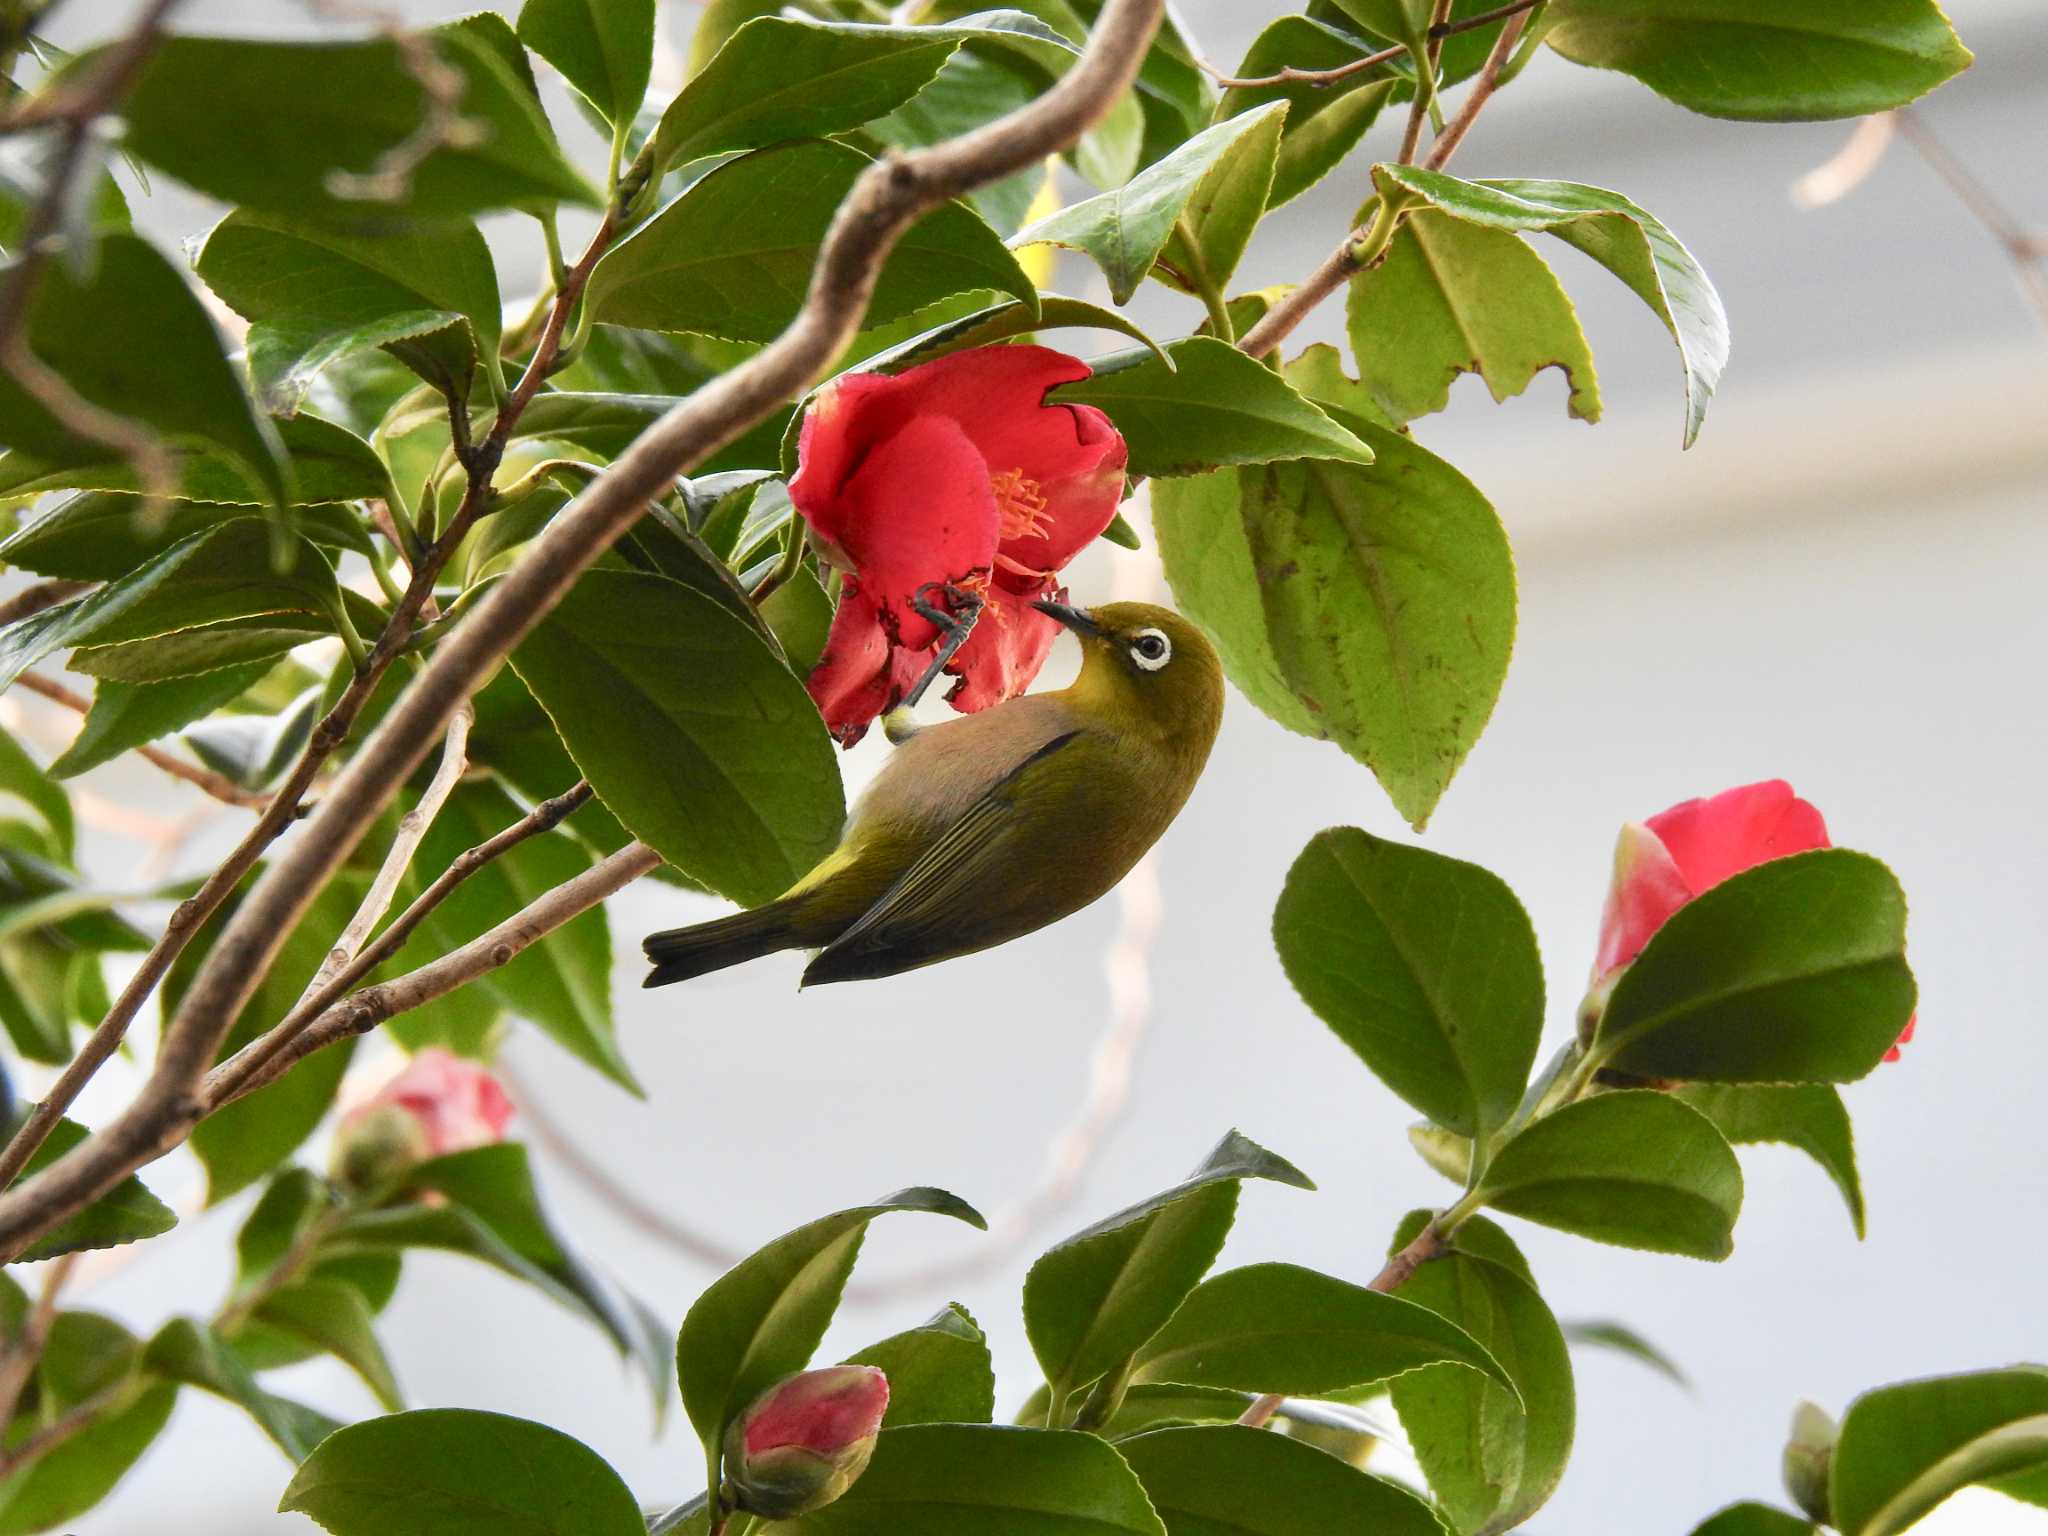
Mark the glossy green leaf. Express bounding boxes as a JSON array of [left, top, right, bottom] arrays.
[[845, 294, 1169, 376], [1544, 0, 1972, 122], [1013, 104, 1287, 304], [49, 663, 272, 780], [1118, 1423, 1444, 1536], [1478, 1090, 1743, 1259], [759, 1423, 1165, 1536], [1133, 1262, 1513, 1398], [0, 728, 74, 858], [1220, 17, 1399, 208], [676, 1188, 984, 1456], [1595, 851, 1916, 1084], [8, 1112, 177, 1262], [0, 1381, 176, 1535], [509, 568, 845, 906], [405, 778, 631, 1091], [844, 1304, 997, 1428], [252, 1284, 395, 1413], [1274, 829, 1542, 1142], [145, 1318, 341, 1463], [1560, 1319, 1690, 1389], [1832, 1367, 2048, 1536], [518, 0, 655, 128], [1676, 1083, 1865, 1237], [0, 414, 392, 512], [862, 47, 1045, 236], [588, 139, 1035, 343], [1052, 337, 1371, 477], [1347, 207, 1601, 426], [0, 232, 287, 508], [1686, 1503, 1819, 1536], [1025, 1130, 1313, 1405], [114, 30, 597, 221], [1388, 1213, 1574, 1534], [196, 212, 501, 414], [1152, 389, 1512, 829], [281, 1408, 645, 1536], [1370, 165, 1729, 445]]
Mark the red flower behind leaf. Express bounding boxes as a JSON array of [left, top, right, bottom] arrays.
[[1589, 780, 1914, 1061], [789, 345, 1127, 745]]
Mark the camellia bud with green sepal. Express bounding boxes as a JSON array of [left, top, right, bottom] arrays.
[[1781, 1399, 1838, 1525], [723, 1365, 890, 1519]]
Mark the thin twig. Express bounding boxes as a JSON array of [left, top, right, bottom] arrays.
[[0, 1251, 77, 1429], [0, 579, 91, 629], [1237, 1222, 1447, 1428], [0, 0, 1167, 1264], [1235, 193, 1405, 360], [1395, 0, 1454, 165], [14, 672, 273, 810], [1423, 8, 1532, 170], [1893, 109, 2048, 331], [207, 778, 594, 1108], [1195, 0, 1542, 93], [0, 1379, 128, 1476]]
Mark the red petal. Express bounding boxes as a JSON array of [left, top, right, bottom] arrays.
[[827, 414, 998, 649], [1884, 1012, 1917, 1064], [806, 582, 895, 746], [1645, 779, 1831, 894], [944, 582, 1062, 713], [787, 371, 900, 553], [1592, 822, 1694, 980], [995, 403, 1128, 586]]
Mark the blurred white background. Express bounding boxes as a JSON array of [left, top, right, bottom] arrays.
[[18, 0, 2048, 1531]]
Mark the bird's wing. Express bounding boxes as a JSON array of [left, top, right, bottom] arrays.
[[802, 728, 1091, 984]]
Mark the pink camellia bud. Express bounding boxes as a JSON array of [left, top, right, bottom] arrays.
[[1583, 780, 1914, 1061], [331, 1048, 513, 1191], [723, 1365, 889, 1519]]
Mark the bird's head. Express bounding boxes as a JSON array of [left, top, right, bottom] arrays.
[[1032, 599, 1224, 749]]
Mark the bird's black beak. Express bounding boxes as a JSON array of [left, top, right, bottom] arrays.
[[1031, 598, 1104, 638]]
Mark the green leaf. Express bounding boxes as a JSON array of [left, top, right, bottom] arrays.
[[114, 30, 597, 222], [1560, 1318, 1690, 1389], [0, 1382, 176, 1535], [676, 1187, 984, 1456], [181, 682, 324, 790], [1025, 1130, 1313, 1406], [0, 728, 74, 859], [280, 1408, 645, 1536], [1152, 394, 1513, 829], [0, 414, 393, 512], [1118, 1423, 1444, 1536], [759, 1423, 1165, 1536], [1133, 1262, 1513, 1398], [844, 1304, 996, 1428], [1012, 104, 1287, 304], [650, 14, 962, 177], [1346, 207, 1600, 427], [144, 1317, 341, 1463], [405, 778, 632, 1090], [1051, 337, 1372, 478], [1477, 1090, 1743, 1259], [1675, 1083, 1865, 1237], [587, 139, 1035, 343], [196, 212, 501, 414], [1273, 829, 1542, 1142], [1831, 1367, 2048, 1536], [1218, 18, 1398, 208], [1369, 166, 1729, 446], [49, 663, 272, 779], [1543, 0, 1972, 122], [1686, 1503, 1819, 1536], [0, 232, 287, 509], [251, 1279, 402, 1411], [7, 1111, 177, 1262], [509, 567, 845, 907], [844, 294, 1169, 377], [1388, 1214, 1574, 1534], [518, 0, 655, 128], [1594, 850, 1916, 1084]]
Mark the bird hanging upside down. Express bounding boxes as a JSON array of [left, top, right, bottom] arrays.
[[642, 596, 1222, 988]]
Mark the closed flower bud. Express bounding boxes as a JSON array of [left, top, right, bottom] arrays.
[[331, 1049, 513, 1193], [723, 1365, 889, 1520], [1781, 1399, 1838, 1525]]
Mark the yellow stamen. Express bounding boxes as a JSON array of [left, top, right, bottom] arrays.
[[990, 467, 1051, 544]]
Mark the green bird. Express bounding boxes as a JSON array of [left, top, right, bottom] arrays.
[[642, 599, 1223, 988]]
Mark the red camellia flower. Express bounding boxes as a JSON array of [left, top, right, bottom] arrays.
[[788, 345, 1128, 745], [724, 1365, 890, 1519], [1588, 779, 1914, 1061]]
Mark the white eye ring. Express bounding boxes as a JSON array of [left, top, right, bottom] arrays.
[[1129, 629, 1172, 671]]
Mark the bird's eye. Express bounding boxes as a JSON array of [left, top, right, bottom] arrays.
[[1129, 629, 1172, 671]]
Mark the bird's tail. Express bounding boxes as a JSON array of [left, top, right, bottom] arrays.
[[642, 900, 803, 988]]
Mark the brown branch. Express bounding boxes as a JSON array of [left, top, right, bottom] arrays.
[[1196, 0, 1542, 93], [1893, 109, 2048, 332], [0, 0, 1167, 1263], [14, 671, 272, 809], [1237, 1222, 1448, 1428], [205, 778, 594, 1108], [0, 1251, 76, 1430], [1422, 8, 1532, 171], [0, 579, 92, 629]]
